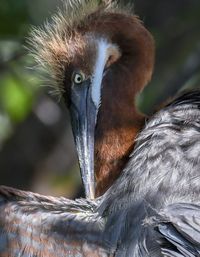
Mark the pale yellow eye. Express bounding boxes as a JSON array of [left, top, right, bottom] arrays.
[[72, 72, 85, 84]]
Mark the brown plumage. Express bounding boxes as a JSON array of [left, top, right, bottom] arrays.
[[30, 0, 155, 196], [1, 2, 200, 256]]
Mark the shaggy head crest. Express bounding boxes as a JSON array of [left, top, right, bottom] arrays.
[[29, 0, 133, 98]]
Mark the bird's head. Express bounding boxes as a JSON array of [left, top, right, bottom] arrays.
[[30, 0, 155, 199]]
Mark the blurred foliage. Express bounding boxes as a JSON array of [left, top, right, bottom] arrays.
[[0, 0, 200, 197], [0, 1, 28, 37], [134, 0, 200, 112]]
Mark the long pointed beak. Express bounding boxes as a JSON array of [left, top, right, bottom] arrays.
[[69, 80, 97, 199]]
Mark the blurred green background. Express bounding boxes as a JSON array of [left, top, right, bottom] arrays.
[[0, 0, 200, 198]]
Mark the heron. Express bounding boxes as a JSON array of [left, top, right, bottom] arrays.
[[29, 0, 154, 198], [1, 1, 200, 257]]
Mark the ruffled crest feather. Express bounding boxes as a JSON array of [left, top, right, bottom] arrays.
[[28, 0, 133, 98]]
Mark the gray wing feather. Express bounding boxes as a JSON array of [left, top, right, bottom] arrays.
[[154, 203, 200, 257], [0, 186, 109, 257]]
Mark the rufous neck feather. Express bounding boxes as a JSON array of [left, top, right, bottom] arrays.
[[87, 13, 155, 196]]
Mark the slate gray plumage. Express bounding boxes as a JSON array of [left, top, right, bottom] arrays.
[[1, 91, 200, 256]]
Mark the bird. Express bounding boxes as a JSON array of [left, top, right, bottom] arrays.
[[29, 0, 155, 198], [1, 1, 200, 257]]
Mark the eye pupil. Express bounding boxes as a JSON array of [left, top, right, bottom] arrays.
[[73, 72, 86, 84]]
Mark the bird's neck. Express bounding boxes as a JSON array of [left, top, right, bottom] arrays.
[[95, 105, 145, 196], [88, 13, 154, 196]]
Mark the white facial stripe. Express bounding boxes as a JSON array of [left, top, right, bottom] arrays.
[[91, 39, 111, 109]]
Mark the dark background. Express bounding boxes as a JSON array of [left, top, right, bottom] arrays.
[[0, 0, 200, 198]]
